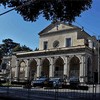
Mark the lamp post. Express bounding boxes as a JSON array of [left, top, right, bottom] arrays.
[[9, 56, 12, 83], [98, 35, 100, 84]]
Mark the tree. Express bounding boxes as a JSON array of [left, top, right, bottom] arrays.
[[0, 47, 3, 58], [12, 44, 22, 52], [0, 0, 92, 23], [13, 44, 32, 52], [34, 47, 39, 51], [21, 45, 32, 51], [0, 38, 19, 55], [0, 38, 32, 56]]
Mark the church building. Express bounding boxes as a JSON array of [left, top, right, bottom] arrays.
[[1, 22, 99, 83]]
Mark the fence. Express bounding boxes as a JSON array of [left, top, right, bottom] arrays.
[[0, 81, 100, 100]]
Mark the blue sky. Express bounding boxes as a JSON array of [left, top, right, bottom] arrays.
[[0, 0, 100, 50]]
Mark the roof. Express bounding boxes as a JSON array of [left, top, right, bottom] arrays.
[[38, 21, 80, 36]]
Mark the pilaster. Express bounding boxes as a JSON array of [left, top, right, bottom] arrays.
[[37, 58, 42, 78], [49, 57, 54, 77], [79, 55, 86, 83], [15, 60, 19, 80], [25, 59, 30, 80], [63, 56, 69, 77]]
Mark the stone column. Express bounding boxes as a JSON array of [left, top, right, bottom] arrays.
[[64, 59, 67, 76], [49, 57, 54, 78], [37, 58, 42, 78], [63, 56, 69, 82], [15, 60, 19, 81], [25, 59, 30, 80], [85, 57, 88, 82], [79, 55, 86, 83]]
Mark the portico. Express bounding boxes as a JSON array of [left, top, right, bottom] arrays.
[[13, 46, 92, 83]]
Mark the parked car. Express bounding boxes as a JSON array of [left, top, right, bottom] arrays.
[[23, 84, 32, 89], [22, 80, 32, 89], [31, 77, 49, 87], [69, 77, 80, 85], [0, 77, 7, 83], [48, 78, 63, 88]]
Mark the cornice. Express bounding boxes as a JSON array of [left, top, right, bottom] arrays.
[[16, 47, 93, 58]]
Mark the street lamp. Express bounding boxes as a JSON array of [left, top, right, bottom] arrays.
[[98, 35, 100, 84], [9, 56, 12, 83]]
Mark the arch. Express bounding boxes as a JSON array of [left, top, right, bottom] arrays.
[[69, 56, 80, 78], [54, 57, 64, 78], [0, 63, 1, 72], [19, 61, 26, 81], [0, 59, 2, 65], [87, 57, 92, 83], [29, 59, 37, 80], [41, 58, 50, 77]]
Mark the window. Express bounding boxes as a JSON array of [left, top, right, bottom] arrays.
[[43, 41, 48, 50], [66, 38, 71, 47], [85, 39, 89, 46], [93, 42, 96, 48], [53, 40, 59, 48]]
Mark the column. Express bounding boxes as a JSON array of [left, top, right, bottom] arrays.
[[79, 55, 86, 83], [25, 59, 30, 80], [49, 57, 54, 78], [85, 57, 88, 82], [37, 58, 42, 78], [15, 60, 19, 81], [63, 56, 69, 82], [64, 56, 68, 75]]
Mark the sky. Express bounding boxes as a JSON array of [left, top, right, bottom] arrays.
[[0, 0, 100, 50]]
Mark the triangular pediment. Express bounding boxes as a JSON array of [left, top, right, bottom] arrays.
[[39, 22, 79, 35]]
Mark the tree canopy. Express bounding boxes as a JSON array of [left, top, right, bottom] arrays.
[[0, 38, 32, 57], [0, 0, 92, 23]]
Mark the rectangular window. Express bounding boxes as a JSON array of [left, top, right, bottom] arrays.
[[43, 41, 48, 50], [66, 38, 71, 47]]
